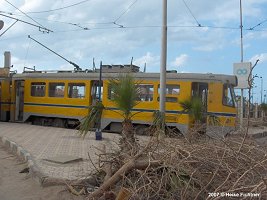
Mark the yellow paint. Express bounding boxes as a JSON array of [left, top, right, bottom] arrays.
[[3, 75, 236, 130]]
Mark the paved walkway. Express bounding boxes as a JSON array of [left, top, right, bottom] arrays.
[[0, 122, 120, 186], [248, 126, 267, 138], [0, 122, 266, 186]]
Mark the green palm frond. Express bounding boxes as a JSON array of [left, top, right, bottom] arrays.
[[109, 73, 140, 120], [191, 97, 204, 122], [78, 101, 104, 138], [179, 99, 193, 112], [180, 97, 204, 122]]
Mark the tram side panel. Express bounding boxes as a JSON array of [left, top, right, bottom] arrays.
[[101, 80, 192, 134], [0, 79, 11, 121], [10, 78, 91, 126], [7, 73, 237, 137], [207, 82, 237, 136]]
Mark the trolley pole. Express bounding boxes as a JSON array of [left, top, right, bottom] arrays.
[[160, 0, 167, 113]]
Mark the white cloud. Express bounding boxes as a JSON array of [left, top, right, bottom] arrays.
[[171, 54, 188, 67], [1, 0, 267, 80], [11, 56, 28, 73], [133, 52, 160, 71], [18, 0, 45, 13], [250, 53, 267, 63]]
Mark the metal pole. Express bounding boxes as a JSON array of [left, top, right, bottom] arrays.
[[261, 77, 263, 104], [239, 0, 244, 127], [160, 0, 167, 113], [99, 61, 102, 101]]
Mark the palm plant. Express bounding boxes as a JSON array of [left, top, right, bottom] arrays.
[[179, 97, 206, 134], [109, 74, 140, 150], [180, 97, 204, 124], [79, 73, 140, 151], [78, 101, 104, 138]]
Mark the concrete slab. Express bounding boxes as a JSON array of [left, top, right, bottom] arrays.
[[44, 155, 83, 164]]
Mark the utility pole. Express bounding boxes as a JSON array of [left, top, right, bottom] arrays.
[[239, 0, 244, 128], [160, 0, 167, 113], [260, 77, 263, 104]]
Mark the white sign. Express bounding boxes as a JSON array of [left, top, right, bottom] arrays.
[[233, 62, 252, 89], [0, 20, 4, 30]]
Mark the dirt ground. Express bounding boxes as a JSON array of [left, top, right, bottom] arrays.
[[0, 144, 85, 200]]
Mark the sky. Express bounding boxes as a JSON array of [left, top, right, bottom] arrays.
[[0, 0, 267, 103]]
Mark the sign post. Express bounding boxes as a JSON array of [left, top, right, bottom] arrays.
[[233, 62, 252, 128]]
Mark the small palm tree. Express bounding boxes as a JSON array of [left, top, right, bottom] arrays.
[[179, 97, 206, 134], [109, 74, 140, 151], [79, 73, 140, 152], [180, 97, 204, 123], [79, 101, 104, 138]]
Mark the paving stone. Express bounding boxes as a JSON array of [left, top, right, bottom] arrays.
[[0, 122, 120, 184], [44, 155, 83, 164]]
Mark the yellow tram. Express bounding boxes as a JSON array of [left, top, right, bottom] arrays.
[[1, 62, 237, 136]]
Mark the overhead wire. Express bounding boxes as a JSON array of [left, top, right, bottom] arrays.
[[4, 0, 52, 32], [2, 10, 265, 33], [0, 19, 18, 37], [181, 0, 201, 27], [114, 0, 139, 23], [1, 0, 267, 39], [23, 37, 32, 67], [0, 13, 53, 33], [249, 19, 267, 30]]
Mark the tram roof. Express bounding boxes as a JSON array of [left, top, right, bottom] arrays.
[[12, 71, 237, 85]]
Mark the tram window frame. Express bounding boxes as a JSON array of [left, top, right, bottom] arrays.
[[222, 84, 235, 107], [49, 82, 65, 98], [107, 84, 114, 100], [68, 83, 86, 99], [107, 84, 154, 102], [158, 84, 180, 95], [157, 84, 180, 103], [137, 84, 154, 102], [31, 82, 46, 97]]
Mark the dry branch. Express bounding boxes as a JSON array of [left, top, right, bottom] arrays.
[[84, 134, 267, 200]]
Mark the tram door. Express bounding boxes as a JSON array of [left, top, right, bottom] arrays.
[[90, 80, 103, 105], [15, 80, 24, 121], [192, 82, 208, 123]]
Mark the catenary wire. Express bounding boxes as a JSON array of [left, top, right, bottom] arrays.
[[1, 10, 264, 33], [4, 0, 51, 32], [23, 37, 32, 67], [181, 0, 201, 26], [0, 13, 53, 33], [249, 19, 267, 30], [114, 0, 139, 23]]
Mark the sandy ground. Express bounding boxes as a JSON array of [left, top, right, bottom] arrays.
[[0, 144, 85, 200]]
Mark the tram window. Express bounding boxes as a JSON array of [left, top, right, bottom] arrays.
[[68, 83, 85, 98], [158, 84, 180, 95], [157, 96, 178, 102], [49, 83, 65, 97], [107, 85, 114, 100], [222, 84, 235, 107], [137, 84, 154, 102], [31, 82, 46, 97]]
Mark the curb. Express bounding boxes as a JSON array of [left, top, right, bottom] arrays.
[[0, 136, 96, 187], [0, 136, 49, 186], [251, 131, 267, 139]]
